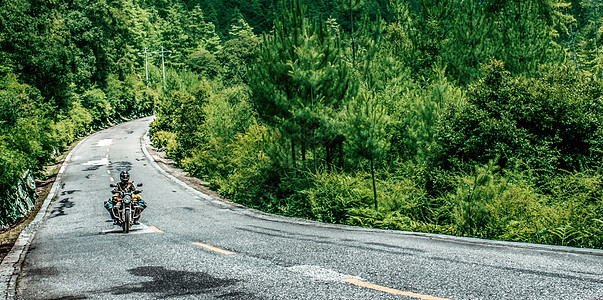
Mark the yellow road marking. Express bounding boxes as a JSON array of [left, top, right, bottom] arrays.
[[107, 148, 110, 152], [341, 278, 453, 300], [107, 170, 111, 174], [110, 177, 114, 182], [192, 242, 235, 255], [148, 226, 163, 233], [106, 154, 109, 158]]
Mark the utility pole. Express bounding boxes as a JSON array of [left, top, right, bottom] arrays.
[[159, 46, 171, 88], [137, 47, 150, 88], [138, 47, 172, 88]]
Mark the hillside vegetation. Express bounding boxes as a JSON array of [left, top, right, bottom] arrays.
[[2, 0, 603, 248]]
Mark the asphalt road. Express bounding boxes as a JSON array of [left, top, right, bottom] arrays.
[[10, 117, 603, 299]]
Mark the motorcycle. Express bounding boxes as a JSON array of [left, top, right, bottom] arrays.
[[109, 183, 143, 233]]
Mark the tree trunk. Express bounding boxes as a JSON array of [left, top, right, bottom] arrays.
[[326, 144, 332, 172], [337, 141, 344, 169], [291, 138, 296, 168], [350, 0, 356, 66], [371, 158, 377, 210]]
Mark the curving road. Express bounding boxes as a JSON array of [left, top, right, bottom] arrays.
[[8, 117, 603, 299]]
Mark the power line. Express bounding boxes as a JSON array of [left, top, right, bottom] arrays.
[[138, 47, 173, 88]]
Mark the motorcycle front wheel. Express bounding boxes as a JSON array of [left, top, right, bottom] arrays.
[[123, 207, 131, 233]]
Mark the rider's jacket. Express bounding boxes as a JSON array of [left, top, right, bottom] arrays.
[[114, 181, 137, 193], [106, 180, 145, 214]]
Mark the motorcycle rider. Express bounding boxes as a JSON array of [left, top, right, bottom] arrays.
[[104, 171, 147, 225]]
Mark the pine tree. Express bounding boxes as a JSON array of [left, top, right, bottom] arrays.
[[292, 15, 354, 167], [186, 5, 222, 54], [443, 1, 493, 84], [335, 0, 365, 65], [397, 0, 459, 80], [248, 0, 306, 167], [487, 0, 570, 76], [220, 17, 260, 84], [494, 1, 562, 75], [249, 0, 354, 169], [573, 0, 603, 74], [160, 2, 187, 68], [344, 89, 390, 209]]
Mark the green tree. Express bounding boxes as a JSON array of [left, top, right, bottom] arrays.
[[186, 5, 222, 54], [570, 0, 603, 73], [335, 0, 365, 65], [492, 0, 567, 75], [248, 0, 315, 167], [249, 0, 354, 169], [219, 17, 260, 84], [291, 15, 354, 168], [185, 6, 223, 77], [432, 60, 603, 182], [399, 0, 458, 80], [161, 2, 188, 68], [344, 89, 390, 209], [443, 0, 494, 84], [0, 0, 75, 109]]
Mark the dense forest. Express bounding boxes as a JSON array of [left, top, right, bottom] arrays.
[[2, 0, 603, 248]]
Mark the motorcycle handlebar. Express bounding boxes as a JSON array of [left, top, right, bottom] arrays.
[[111, 190, 142, 195]]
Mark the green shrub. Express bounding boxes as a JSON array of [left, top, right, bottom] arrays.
[[378, 175, 432, 220], [180, 139, 227, 179], [81, 88, 112, 126], [535, 171, 603, 248], [432, 163, 603, 248], [180, 85, 255, 178], [303, 171, 372, 224], [347, 208, 456, 234], [5, 118, 45, 167], [49, 102, 93, 151], [150, 130, 179, 157], [138, 88, 159, 116], [106, 74, 148, 119], [437, 160, 547, 239], [217, 123, 280, 208], [432, 61, 603, 178], [200, 85, 254, 144], [0, 145, 24, 188]]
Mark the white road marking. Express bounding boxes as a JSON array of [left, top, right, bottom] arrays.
[[286, 265, 359, 282], [83, 158, 109, 166], [97, 139, 112, 147], [100, 223, 157, 235]]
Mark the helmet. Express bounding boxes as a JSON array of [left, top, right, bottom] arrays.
[[119, 171, 130, 183]]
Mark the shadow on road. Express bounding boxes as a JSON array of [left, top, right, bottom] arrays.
[[107, 266, 253, 299]]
